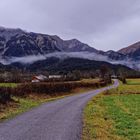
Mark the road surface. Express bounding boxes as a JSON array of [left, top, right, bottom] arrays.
[[0, 80, 119, 140]]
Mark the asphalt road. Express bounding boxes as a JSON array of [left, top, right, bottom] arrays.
[[0, 80, 119, 140]]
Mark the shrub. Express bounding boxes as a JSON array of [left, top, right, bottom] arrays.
[[0, 87, 12, 104], [0, 81, 108, 101]]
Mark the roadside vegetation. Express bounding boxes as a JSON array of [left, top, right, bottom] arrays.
[[83, 79, 140, 140], [0, 78, 108, 121]]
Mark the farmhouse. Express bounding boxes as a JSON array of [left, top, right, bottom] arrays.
[[32, 75, 47, 83], [31, 74, 63, 82]]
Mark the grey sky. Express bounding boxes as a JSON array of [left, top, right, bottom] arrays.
[[0, 0, 140, 51]]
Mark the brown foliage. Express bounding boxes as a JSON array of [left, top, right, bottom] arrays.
[[0, 81, 107, 103], [0, 87, 12, 104]]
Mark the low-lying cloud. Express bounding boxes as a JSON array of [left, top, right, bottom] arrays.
[[0, 52, 139, 70], [0, 55, 46, 65]]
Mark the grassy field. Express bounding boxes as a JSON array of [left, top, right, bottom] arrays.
[[0, 83, 18, 88], [127, 78, 140, 85], [0, 94, 70, 121], [83, 79, 140, 140]]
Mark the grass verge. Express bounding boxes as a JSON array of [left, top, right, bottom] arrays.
[[83, 79, 140, 140]]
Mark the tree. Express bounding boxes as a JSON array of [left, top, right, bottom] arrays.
[[100, 65, 112, 84], [118, 68, 127, 84]]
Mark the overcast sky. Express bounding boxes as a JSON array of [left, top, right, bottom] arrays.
[[0, 0, 140, 51]]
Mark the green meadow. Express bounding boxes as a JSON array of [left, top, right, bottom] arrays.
[[83, 79, 140, 140]]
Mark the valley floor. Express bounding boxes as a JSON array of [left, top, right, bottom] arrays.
[[82, 79, 140, 140]]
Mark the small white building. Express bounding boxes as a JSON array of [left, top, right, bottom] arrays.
[[49, 75, 62, 79]]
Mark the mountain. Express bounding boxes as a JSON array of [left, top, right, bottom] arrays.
[[0, 26, 140, 72], [0, 26, 123, 60], [118, 41, 140, 60], [0, 26, 127, 60], [98, 50, 126, 61], [62, 39, 97, 52], [0, 29, 61, 57], [0, 27, 97, 57]]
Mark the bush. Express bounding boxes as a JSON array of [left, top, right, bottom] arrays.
[[0, 81, 108, 102], [0, 87, 12, 104], [119, 77, 127, 84]]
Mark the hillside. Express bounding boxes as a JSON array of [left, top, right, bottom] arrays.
[[0, 57, 138, 77]]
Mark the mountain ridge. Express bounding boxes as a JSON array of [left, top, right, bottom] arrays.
[[0, 27, 97, 57], [118, 41, 140, 60], [0, 26, 140, 71]]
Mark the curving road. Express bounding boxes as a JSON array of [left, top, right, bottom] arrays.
[[0, 80, 119, 140]]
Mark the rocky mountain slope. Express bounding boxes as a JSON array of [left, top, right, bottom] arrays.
[[0, 27, 97, 57], [0, 26, 139, 71], [0, 26, 126, 61], [118, 41, 140, 60]]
